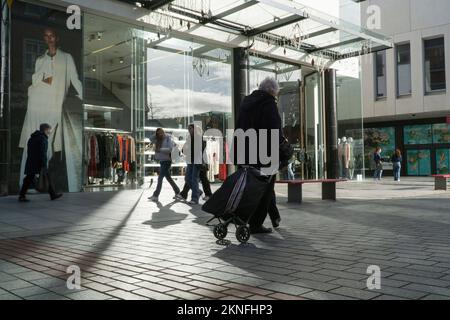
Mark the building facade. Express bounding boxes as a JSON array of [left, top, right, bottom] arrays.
[[361, 0, 450, 176], [0, 0, 392, 195]]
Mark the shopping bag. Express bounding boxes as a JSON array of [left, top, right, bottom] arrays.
[[36, 169, 49, 193]]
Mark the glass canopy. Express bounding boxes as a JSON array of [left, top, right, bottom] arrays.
[[118, 0, 393, 67]]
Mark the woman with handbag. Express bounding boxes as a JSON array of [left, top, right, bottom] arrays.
[[373, 147, 383, 181], [149, 128, 181, 202]]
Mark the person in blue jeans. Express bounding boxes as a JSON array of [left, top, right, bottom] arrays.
[[391, 148, 402, 182], [183, 124, 203, 205], [373, 147, 383, 180], [149, 128, 180, 202]]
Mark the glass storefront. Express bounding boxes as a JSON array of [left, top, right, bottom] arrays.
[[144, 38, 233, 182], [83, 14, 147, 189], [0, 0, 369, 194]]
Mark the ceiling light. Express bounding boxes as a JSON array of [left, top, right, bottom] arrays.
[[119, 57, 124, 64], [92, 65, 96, 72]]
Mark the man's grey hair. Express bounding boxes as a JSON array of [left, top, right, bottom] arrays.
[[259, 77, 280, 97]]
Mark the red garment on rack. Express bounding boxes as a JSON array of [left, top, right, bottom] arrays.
[[218, 141, 229, 181], [123, 138, 130, 172]]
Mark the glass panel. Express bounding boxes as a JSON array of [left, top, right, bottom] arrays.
[[84, 14, 145, 188], [336, 57, 364, 180], [305, 73, 324, 179], [145, 37, 232, 179], [425, 37, 446, 92], [397, 43, 411, 96], [404, 125, 432, 145], [364, 127, 395, 170], [407, 149, 431, 176], [375, 51, 387, 98], [436, 149, 450, 174], [432, 123, 450, 143], [249, 56, 303, 180]]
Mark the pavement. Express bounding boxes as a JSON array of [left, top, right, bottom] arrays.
[[0, 177, 450, 300]]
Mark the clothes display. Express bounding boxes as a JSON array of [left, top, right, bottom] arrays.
[[204, 137, 221, 182], [84, 131, 136, 185]]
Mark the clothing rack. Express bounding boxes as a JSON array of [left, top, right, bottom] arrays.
[[84, 127, 131, 135]]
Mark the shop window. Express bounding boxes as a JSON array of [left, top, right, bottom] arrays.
[[406, 149, 431, 176], [375, 50, 387, 99], [364, 127, 395, 169], [396, 43, 411, 96], [424, 37, 446, 93], [432, 123, 450, 143], [436, 149, 450, 174], [403, 125, 432, 145]]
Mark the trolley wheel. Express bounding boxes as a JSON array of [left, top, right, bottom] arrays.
[[236, 225, 250, 243], [213, 224, 228, 240]]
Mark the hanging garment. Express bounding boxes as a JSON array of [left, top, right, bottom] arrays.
[[88, 135, 99, 177]]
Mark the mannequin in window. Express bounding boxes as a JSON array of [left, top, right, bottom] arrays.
[[337, 138, 342, 178], [342, 137, 349, 178], [347, 137, 355, 180]]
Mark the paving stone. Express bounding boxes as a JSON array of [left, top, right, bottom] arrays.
[[166, 290, 203, 300], [107, 281, 140, 292], [0, 279, 34, 291], [136, 281, 173, 293], [27, 292, 69, 300], [402, 284, 450, 297], [190, 288, 226, 299], [133, 288, 177, 300], [301, 290, 357, 300], [186, 280, 228, 292], [65, 289, 112, 300], [290, 279, 340, 292], [0, 293, 22, 300], [329, 287, 381, 300], [259, 282, 312, 296], [11, 285, 50, 298], [107, 289, 149, 300], [421, 294, 450, 300], [268, 292, 304, 300], [82, 282, 116, 292]]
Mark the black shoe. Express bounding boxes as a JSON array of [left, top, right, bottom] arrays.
[[250, 226, 273, 234], [51, 194, 63, 201], [18, 196, 29, 202], [272, 218, 281, 228]]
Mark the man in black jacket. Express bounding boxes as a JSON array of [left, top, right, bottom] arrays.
[[19, 123, 62, 202], [236, 77, 282, 234]]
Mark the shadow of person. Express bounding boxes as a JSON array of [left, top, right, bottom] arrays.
[[142, 201, 189, 229]]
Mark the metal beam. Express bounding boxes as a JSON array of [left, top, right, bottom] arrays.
[[146, 0, 174, 11], [245, 14, 307, 37], [304, 27, 336, 40], [256, 0, 393, 48], [202, 0, 258, 24], [310, 37, 363, 53]]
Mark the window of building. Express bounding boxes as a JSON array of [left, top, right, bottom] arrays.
[[424, 37, 446, 93], [375, 51, 387, 99], [396, 43, 411, 96]]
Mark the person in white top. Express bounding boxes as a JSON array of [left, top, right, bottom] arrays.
[[18, 28, 83, 192]]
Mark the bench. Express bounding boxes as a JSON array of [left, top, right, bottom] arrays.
[[431, 174, 450, 191], [277, 179, 347, 203]]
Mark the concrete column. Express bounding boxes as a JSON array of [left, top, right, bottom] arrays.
[[324, 69, 339, 179], [232, 48, 248, 125]]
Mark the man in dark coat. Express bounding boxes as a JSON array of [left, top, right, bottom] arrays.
[[236, 77, 282, 234], [19, 123, 62, 202]]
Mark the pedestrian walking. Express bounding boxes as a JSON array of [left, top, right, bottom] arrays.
[[19, 123, 62, 202], [182, 124, 203, 205], [176, 125, 212, 202], [373, 147, 383, 181], [149, 128, 180, 202], [236, 77, 283, 234], [391, 148, 402, 182]]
